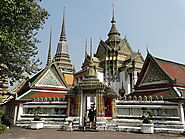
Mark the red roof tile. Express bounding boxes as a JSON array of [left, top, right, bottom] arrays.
[[156, 58, 185, 85], [29, 92, 66, 98]]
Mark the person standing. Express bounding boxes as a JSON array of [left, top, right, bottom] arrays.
[[88, 106, 95, 128]]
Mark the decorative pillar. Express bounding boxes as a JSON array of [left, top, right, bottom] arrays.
[[104, 57, 107, 83], [96, 90, 104, 117], [112, 99, 117, 118], [132, 71, 138, 91], [67, 97, 70, 116], [79, 90, 83, 126], [100, 90, 105, 117], [179, 103, 185, 123], [17, 103, 23, 120], [76, 95, 81, 117], [14, 105, 18, 124], [96, 92, 100, 117]]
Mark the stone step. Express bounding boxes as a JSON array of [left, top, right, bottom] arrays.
[[16, 120, 65, 129], [154, 128, 184, 133], [154, 124, 184, 129], [44, 124, 63, 128], [117, 126, 141, 132]]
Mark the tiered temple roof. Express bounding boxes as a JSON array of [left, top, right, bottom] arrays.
[[131, 53, 185, 101], [75, 58, 106, 90]]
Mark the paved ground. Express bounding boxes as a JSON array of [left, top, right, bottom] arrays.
[[0, 127, 185, 139]]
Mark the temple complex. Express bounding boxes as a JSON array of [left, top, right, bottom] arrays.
[[1, 7, 184, 133]]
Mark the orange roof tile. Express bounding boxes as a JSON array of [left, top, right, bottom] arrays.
[[64, 73, 74, 85]]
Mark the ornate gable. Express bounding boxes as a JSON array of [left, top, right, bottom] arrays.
[[96, 41, 108, 57], [120, 45, 132, 55], [142, 61, 168, 84], [134, 54, 144, 63], [118, 39, 133, 55], [37, 67, 66, 87]]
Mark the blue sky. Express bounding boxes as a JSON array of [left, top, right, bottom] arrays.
[[37, 0, 185, 71]]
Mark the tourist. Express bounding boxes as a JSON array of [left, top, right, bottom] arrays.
[[88, 106, 95, 128]]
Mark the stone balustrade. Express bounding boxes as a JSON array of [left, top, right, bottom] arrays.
[[32, 97, 65, 102], [118, 95, 164, 102]]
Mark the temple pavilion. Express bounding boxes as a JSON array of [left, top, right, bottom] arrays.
[[75, 8, 144, 97]]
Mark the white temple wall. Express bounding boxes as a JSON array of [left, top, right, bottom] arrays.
[[16, 99, 68, 128], [116, 99, 181, 122], [118, 70, 131, 95], [111, 81, 119, 96], [97, 71, 104, 83], [114, 98, 185, 133], [106, 70, 133, 96]]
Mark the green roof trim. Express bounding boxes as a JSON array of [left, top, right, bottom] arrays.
[[22, 91, 39, 99]]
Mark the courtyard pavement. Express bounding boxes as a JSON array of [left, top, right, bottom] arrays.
[[0, 127, 185, 139]]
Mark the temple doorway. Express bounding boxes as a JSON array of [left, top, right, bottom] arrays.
[[86, 96, 96, 114], [81, 94, 96, 127]]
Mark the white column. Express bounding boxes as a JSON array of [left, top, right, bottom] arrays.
[[13, 105, 18, 124], [179, 103, 185, 123], [132, 71, 138, 91], [17, 104, 23, 120], [127, 82, 131, 95], [80, 91, 83, 126]]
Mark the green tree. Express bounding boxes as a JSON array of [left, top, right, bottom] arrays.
[[0, 0, 49, 85]]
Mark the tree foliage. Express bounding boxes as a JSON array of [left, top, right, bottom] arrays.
[[0, 0, 49, 85]]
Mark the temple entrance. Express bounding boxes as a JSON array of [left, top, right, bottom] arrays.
[[66, 57, 117, 130], [80, 92, 96, 127]]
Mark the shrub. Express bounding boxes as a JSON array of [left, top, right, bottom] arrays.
[[0, 124, 7, 133], [0, 110, 4, 124], [143, 118, 152, 124], [141, 107, 154, 124], [33, 116, 41, 121]]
